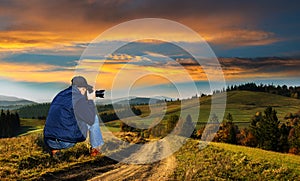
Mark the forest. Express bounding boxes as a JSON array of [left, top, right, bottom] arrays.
[[219, 82, 300, 99], [18, 103, 50, 119], [0, 110, 20, 138]]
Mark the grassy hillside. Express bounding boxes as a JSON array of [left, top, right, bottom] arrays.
[[171, 139, 300, 180], [106, 91, 300, 132], [137, 91, 300, 122], [1, 134, 299, 180], [192, 90, 300, 123], [12, 91, 300, 136], [222, 90, 300, 122], [0, 133, 95, 180], [14, 91, 300, 134]]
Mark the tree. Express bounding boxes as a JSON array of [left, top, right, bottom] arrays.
[[288, 125, 300, 154], [249, 111, 263, 147], [278, 123, 290, 153], [178, 114, 196, 137], [0, 110, 5, 137], [215, 113, 238, 144], [0, 109, 21, 138], [237, 128, 257, 147], [250, 107, 280, 151], [226, 113, 238, 144]]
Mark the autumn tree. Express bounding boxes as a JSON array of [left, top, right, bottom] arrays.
[[215, 113, 238, 144]]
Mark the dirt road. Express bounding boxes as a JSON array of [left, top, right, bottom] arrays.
[[89, 140, 176, 181], [39, 142, 176, 181]]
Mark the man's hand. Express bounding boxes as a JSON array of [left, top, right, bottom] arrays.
[[87, 90, 96, 101]]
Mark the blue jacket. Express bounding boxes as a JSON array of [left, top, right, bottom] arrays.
[[44, 86, 96, 143]]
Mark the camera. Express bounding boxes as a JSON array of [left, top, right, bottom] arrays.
[[95, 90, 105, 98], [88, 88, 105, 98]]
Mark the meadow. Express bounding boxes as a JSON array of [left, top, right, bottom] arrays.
[[105, 90, 300, 132], [1, 90, 300, 180]]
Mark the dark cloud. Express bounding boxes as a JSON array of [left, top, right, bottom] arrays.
[[0, 0, 299, 56], [1, 0, 298, 31], [219, 57, 300, 74]]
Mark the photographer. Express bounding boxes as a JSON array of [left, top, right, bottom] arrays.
[[44, 76, 104, 158]]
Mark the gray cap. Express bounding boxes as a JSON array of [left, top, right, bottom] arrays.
[[71, 76, 93, 90]]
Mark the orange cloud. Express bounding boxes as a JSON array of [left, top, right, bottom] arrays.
[[0, 30, 96, 52], [1, 56, 299, 93], [0, 1, 284, 53], [76, 58, 205, 90], [204, 29, 281, 47], [0, 61, 73, 83]]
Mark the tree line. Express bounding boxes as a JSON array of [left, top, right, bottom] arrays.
[[18, 103, 50, 119], [194, 107, 300, 155], [0, 110, 20, 138], [215, 82, 300, 99]]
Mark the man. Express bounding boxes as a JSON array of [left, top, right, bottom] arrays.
[[44, 76, 104, 157]]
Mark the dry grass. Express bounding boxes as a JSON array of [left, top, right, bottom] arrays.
[[171, 139, 300, 180]]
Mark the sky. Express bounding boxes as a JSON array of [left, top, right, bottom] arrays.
[[0, 0, 300, 102]]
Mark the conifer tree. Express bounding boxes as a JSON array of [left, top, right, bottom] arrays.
[[250, 107, 280, 151]]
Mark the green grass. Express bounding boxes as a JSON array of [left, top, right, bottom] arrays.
[[17, 91, 299, 136], [211, 142, 300, 173], [100, 91, 300, 132], [16, 119, 45, 136], [102, 121, 121, 132], [171, 139, 300, 180], [133, 91, 300, 128], [220, 91, 300, 121]]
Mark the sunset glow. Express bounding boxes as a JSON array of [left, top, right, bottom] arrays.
[[0, 0, 299, 102]]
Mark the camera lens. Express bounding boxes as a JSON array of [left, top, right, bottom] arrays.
[[95, 90, 105, 98]]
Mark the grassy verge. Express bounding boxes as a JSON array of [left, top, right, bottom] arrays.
[[211, 142, 300, 174], [171, 139, 300, 180], [0, 133, 96, 180]]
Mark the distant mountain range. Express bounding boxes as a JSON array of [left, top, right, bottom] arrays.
[[96, 96, 174, 105], [0, 95, 36, 109]]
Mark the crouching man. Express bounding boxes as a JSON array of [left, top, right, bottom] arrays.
[[44, 76, 104, 158]]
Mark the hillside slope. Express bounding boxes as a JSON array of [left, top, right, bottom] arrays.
[[171, 139, 300, 180], [214, 90, 300, 121], [160, 90, 300, 123], [1, 134, 299, 180]]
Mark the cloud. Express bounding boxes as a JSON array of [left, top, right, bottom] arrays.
[[1, 0, 296, 53], [1, 0, 299, 102], [0, 30, 92, 54], [219, 57, 300, 80], [206, 29, 282, 47], [0, 60, 74, 83]]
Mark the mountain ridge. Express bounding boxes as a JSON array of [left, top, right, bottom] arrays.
[[0, 95, 36, 107], [96, 96, 173, 105]]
